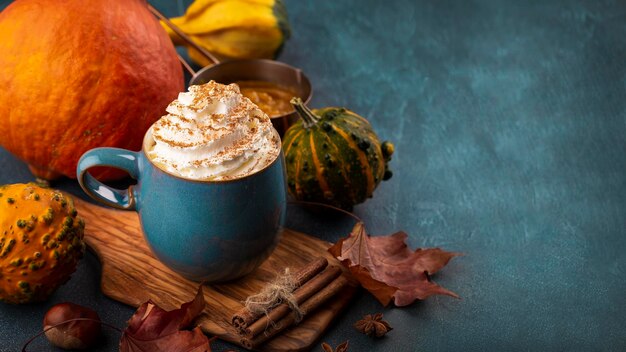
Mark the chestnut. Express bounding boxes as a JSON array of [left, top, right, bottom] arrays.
[[43, 302, 101, 350]]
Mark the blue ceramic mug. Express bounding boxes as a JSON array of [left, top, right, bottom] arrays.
[[76, 129, 286, 282]]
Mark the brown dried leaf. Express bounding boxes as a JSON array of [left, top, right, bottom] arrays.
[[329, 222, 460, 306], [354, 313, 393, 338], [321, 342, 333, 352], [119, 286, 211, 352], [322, 341, 349, 352], [336, 341, 349, 352]]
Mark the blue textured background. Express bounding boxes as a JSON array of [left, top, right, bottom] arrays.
[[1, 0, 625, 351]]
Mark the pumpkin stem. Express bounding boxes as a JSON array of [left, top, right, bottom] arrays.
[[291, 97, 320, 129]]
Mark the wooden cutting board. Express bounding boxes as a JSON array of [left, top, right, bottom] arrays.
[[72, 197, 356, 351]]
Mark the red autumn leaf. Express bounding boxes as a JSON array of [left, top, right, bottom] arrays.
[[328, 222, 461, 306], [119, 286, 211, 352]]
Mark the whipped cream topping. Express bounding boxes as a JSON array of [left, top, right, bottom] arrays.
[[146, 81, 280, 181]]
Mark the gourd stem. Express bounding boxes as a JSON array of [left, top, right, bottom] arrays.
[[290, 97, 320, 129]]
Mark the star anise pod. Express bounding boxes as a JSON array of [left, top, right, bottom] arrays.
[[354, 313, 393, 338], [321, 341, 349, 352]]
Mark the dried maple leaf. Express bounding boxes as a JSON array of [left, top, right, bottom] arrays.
[[328, 222, 461, 306], [119, 286, 211, 352], [321, 340, 349, 352], [354, 313, 392, 337]]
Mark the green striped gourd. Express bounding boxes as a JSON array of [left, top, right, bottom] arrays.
[[283, 98, 394, 210]]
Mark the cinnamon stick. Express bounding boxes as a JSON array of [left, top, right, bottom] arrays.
[[241, 275, 349, 350], [243, 265, 343, 337], [231, 257, 328, 329]]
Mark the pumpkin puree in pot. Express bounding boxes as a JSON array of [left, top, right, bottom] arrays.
[[236, 80, 296, 117]]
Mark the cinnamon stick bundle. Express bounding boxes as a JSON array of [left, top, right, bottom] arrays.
[[241, 275, 349, 350], [232, 257, 328, 329], [243, 265, 342, 337], [231, 257, 350, 350]]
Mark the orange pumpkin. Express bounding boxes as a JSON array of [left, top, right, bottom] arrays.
[[0, 0, 184, 180]]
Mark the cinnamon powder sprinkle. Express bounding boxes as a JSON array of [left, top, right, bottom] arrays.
[[146, 81, 280, 180]]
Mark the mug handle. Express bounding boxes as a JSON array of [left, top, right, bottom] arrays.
[[76, 148, 140, 210]]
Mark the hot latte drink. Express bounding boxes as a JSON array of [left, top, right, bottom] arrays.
[[146, 81, 281, 181]]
